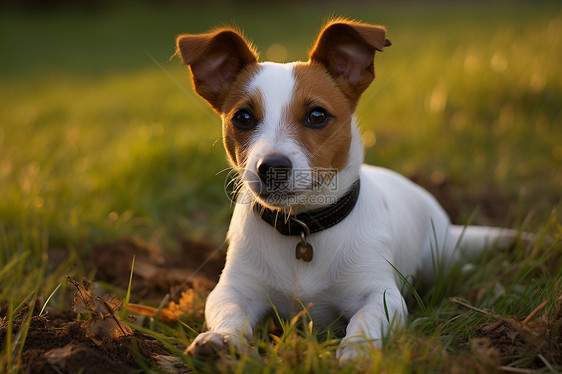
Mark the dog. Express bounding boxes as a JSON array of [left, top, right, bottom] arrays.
[[175, 19, 520, 362]]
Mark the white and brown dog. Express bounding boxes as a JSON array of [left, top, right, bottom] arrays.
[[176, 19, 518, 361]]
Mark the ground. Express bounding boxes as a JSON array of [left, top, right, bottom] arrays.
[[2, 237, 224, 373], [2, 177, 561, 373]]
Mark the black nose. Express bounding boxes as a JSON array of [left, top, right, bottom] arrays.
[[256, 154, 292, 184]]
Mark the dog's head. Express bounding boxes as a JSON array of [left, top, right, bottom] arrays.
[[176, 19, 389, 213]]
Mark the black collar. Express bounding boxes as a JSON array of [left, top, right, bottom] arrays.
[[254, 179, 360, 236]]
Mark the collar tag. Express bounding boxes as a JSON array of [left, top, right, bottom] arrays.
[[293, 217, 313, 262]]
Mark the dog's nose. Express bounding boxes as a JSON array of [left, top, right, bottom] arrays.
[[256, 154, 292, 183]]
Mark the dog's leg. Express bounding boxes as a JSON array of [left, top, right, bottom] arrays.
[[186, 281, 269, 357], [336, 286, 407, 362]]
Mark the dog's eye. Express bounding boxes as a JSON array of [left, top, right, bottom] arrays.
[[305, 107, 331, 128], [233, 109, 257, 130]]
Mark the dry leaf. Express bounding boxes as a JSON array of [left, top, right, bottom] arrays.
[[127, 303, 179, 324], [66, 276, 133, 341], [128, 288, 204, 323], [165, 289, 203, 319]]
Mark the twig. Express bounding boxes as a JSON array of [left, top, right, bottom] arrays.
[[449, 297, 500, 318], [521, 299, 549, 326], [101, 298, 129, 337]]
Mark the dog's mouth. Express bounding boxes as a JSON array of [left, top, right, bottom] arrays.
[[257, 188, 298, 201], [243, 173, 339, 211], [239, 171, 304, 209], [248, 180, 302, 209], [254, 189, 296, 198]]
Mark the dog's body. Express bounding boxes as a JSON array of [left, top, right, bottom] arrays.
[[176, 20, 518, 361]]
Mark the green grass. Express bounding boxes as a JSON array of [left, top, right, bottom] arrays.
[[1, 1, 561, 372]]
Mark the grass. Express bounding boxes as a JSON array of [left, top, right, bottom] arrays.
[[1, 1, 561, 372]]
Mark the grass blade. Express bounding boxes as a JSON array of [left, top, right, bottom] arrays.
[[385, 259, 426, 312], [122, 255, 135, 315], [39, 283, 62, 316], [383, 289, 391, 324]]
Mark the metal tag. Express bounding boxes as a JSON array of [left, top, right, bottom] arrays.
[[296, 242, 313, 262], [292, 217, 313, 262]]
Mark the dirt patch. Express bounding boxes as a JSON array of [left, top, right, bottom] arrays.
[[89, 237, 225, 302], [1, 305, 170, 374], [453, 296, 562, 370], [1, 237, 225, 373], [474, 314, 562, 368], [475, 319, 557, 361]]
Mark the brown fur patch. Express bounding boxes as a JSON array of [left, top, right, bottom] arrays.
[[176, 28, 258, 113], [308, 19, 387, 103], [221, 64, 263, 167], [288, 62, 355, 172]]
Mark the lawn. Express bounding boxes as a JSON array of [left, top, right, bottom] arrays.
[[1, 1, 561, 372]]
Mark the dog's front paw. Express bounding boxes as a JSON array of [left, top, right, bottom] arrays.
[[336, 343, 363, 363], [336, 338, 379, 364], [185, 331, 241, 358]]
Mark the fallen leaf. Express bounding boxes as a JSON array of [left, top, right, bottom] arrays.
[[165, 289, 204, 319], [66, 276, 133, 341], [127, 303, 178, 324], [128, 288, 204, 323]]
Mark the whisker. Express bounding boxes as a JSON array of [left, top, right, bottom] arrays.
[[216, 166, 235, 176]]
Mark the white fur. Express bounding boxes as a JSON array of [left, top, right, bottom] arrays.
[[242, 62, 313, 211], [187, 62, 519, 362]]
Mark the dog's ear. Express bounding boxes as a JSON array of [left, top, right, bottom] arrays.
[[309, 20, 390, 103], [176, 29, 258, 113]]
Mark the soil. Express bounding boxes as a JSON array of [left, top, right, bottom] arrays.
[[89, 237, 225, 303], [474, 312, 562, 368], [1, 306, 169, 374]]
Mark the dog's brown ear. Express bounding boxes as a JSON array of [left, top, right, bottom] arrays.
[[309, 20, 389, 103], [176, 29, 258, 113]]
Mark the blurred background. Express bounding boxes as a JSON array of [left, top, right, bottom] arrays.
[[1, 0, 561, 250]]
